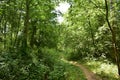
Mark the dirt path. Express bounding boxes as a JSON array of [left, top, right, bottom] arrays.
[[69, 61, 102, 80], [61, 58, 102, 80]]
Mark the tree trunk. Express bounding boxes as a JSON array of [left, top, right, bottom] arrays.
[[22, 0, 30, 50], [30, 21, 37, 48], [88, 19, 95, 47], [13, 2, 23, 48], [104, 0, 120, 76], [3, 21, 7, 50]]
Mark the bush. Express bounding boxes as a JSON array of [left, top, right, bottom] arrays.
[[66, 51, 82, 61], [0, 47, 67, 80], [49, 62, 66, 80]]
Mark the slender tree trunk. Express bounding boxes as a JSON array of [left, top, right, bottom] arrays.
[[22, 0, 30, 50], [88, 18, 99, 57], [14, 2, 23, 47], [104, 0, 120, 75], [88, 19, 95, 47], [30, 21, 37, 48], [3, 2, 8, 50], [3, 21, 7, 50]]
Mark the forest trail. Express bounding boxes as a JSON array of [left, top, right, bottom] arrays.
[[69, 61, 102, 80], [61, 59, 102, 80]]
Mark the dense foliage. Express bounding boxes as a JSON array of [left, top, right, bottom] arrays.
[[0, 0, 120, 79], [60, 0, 120, 76]]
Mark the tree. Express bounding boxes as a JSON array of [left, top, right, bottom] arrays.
[[104, 0, 120, 75], [0, 0, 62, 79], [61, 0, 106, 58], [62, 1, 120, 76]]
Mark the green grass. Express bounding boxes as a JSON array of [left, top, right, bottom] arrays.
[[79, 59, 120, 80], [63, 62, 87, 80], [40, 48, 87, 80]]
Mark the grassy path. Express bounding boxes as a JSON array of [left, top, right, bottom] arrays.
[[62, 58, 102, 80], [69, 61, 102, 80]]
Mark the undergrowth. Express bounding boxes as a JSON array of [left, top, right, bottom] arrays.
[[63, 62, 87, 80], [80, 58, 120, 80], [0, 47, 86, 80]]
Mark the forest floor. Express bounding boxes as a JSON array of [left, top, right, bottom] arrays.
[[61, 59, 102, 80]]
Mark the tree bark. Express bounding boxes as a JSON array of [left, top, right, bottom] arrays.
[[104, 0, 120, 75], [22, 0, 30, 50]]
